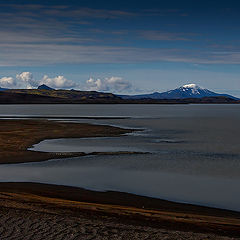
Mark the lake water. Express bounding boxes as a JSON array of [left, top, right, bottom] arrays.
[[0, 104, 240, 211]]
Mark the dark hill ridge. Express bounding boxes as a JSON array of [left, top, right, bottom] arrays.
[[0, 90, 238, 104], [0, 83, 238, 104], [2, 89, 121, 103], [7, 89, 119, 100], [0, 91, 63, 104]]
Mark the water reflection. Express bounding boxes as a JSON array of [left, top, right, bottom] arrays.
[[0, 155, 240, 211]]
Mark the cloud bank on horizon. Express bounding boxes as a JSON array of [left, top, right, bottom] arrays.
[[0, 72, 133, 93], [0, 0, 239, 95], [1, 72, 75, 89]]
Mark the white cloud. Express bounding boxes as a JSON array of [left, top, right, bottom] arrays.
[[85, 76, 132, 92], [0, 72, 133, 92], [40, 75, 77, 89], [0, 72, 78, 89], [106, 77, 132, 91], [0, 77, 16, 88], [86, 77, 103, 91], [16, 72, 38, 88]]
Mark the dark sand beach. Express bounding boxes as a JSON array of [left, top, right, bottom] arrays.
[[0, 119, 240, 239]]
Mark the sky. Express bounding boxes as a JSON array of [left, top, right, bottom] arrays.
[[0, 0, 240, 96]]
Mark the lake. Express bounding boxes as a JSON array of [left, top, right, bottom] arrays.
[[0, 104, 240, 211]]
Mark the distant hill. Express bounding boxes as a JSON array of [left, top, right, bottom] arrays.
[[0, 91, 63, 104], [0, 86, 238, 104], [120, 84, 239, 100], [37, 84, 54, 90], [3, 89, 121, 103]]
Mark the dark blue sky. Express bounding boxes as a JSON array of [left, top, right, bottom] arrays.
[[0, 0, 240, 95]]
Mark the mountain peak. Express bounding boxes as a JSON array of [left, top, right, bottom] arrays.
[[37, 84, 54, 90]]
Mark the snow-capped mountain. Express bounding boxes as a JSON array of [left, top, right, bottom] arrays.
[[120, 84, 238, 100], [154, 83, 222, 99]]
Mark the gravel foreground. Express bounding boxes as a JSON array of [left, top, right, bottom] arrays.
[[0, 207, 238, 240]]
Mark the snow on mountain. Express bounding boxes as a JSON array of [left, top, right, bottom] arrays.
[[182, 84, 198, 88]]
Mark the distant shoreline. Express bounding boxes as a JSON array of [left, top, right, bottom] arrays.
[[0, 99, 238, 104]]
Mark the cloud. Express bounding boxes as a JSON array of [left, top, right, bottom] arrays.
[[0, 73, 135, 92], [42, 7, 136, 19], [106, 77, 132, 91], [2, 43, 240, 66], [0, 4, 135, 40], [0, 2, 238, 67], [5, 4, 137, 19], [0, 3, 203, 67], [0, 77, 16, 88], [0, 44, 186, 66], [0, 72, 77, 89], [40, 75, 77, 89], [0, 3, 239, 67], [16, 72, 38, 88], [86, 78, 103, 91], [138, 30, 191, 41], [85, 76, 132, 92]]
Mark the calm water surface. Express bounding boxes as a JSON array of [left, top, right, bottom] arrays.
[[0, 104, 240, 211]]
